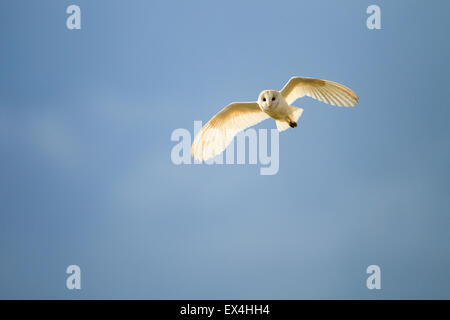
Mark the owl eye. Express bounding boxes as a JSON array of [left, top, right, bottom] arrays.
[[271, 97, 275, 101], [263, 98, 266, 102]]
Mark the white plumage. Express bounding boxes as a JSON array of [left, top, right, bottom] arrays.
[[191, 77, 358, 161]]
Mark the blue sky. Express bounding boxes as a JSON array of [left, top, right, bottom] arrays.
[[0, 0, 449, 299]]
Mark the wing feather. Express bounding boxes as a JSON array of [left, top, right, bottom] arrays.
[[280, 77, 359, 107], [191, 102, 269, 161]]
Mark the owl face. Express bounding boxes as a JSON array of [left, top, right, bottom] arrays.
[[258, 90, 280, 111]]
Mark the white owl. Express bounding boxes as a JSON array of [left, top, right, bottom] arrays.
[[191, 77, 359, 161]]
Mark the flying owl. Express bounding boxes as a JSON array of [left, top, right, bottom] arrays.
[[191, 77, 358, 161]]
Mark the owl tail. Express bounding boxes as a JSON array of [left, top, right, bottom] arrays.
[[275, 106, 304, 132]]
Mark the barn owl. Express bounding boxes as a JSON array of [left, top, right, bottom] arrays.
[[191, 77, 358, 161]]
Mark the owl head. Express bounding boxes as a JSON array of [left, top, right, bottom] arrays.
[[258, 90, 281, 111]]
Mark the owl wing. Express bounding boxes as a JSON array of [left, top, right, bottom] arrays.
[[191, 102, 269, 161], [280, 77, 358, 107]]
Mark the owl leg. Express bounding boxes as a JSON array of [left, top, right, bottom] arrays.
[[287, 106, 303, 128], [287, 115, 297, 128]]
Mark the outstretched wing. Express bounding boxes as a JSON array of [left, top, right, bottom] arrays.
[[191, 102, 269, 161], [280, 77, 359, 107]]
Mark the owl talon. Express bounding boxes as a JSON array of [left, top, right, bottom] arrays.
[[289, 121, 297, 128]]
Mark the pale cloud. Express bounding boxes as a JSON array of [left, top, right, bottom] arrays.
[[27, 113, 82, 170]]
